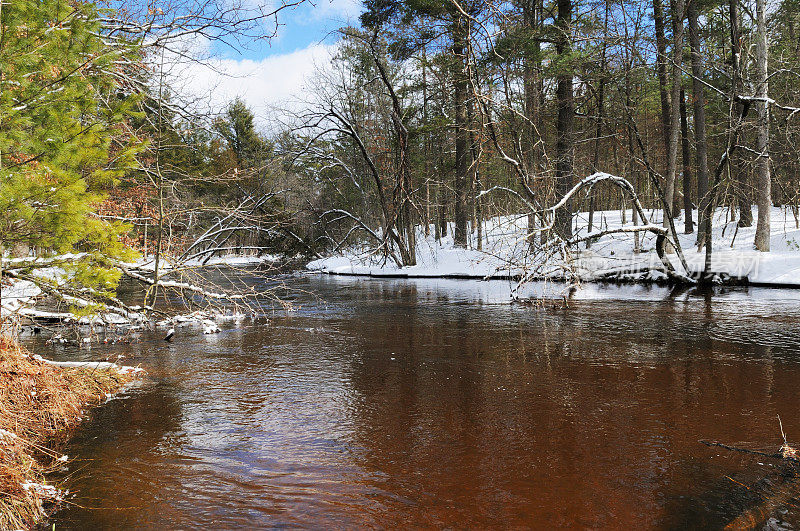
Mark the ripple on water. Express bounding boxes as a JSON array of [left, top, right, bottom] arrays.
[[33, 277, 800, 529]]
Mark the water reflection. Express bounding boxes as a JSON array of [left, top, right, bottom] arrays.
[[29, 276, 800, 529]]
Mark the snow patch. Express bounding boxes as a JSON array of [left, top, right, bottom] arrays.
[[32, 354, 144, 375], [309, 207, 800, 288], [21, 482, 65, 501]]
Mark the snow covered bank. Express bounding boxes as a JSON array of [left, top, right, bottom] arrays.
[[1, 254, 147, 326], [308, 206, 800, 287], [31, 354, 144, 375], [129, 253, 279, 272]]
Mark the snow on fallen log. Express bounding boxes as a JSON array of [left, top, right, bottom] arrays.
[[31, 355, 144, 375]]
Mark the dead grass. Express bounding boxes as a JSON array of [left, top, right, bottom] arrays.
[[0, 334, 139, 529]]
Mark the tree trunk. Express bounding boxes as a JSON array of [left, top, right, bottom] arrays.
[[452, 15, 470, 248], [554, 0, 574, 241], [753, 0, 771, 251], [621, 7, 640, 254], [435, 178, 443, 241], [664, 0, 685, 230], [680, 89, 694, 233], [523, 0, 543, 250], [654, 0, 672, 173], [729, 0, 753, 227], [422, 47, 431, 238], [467, 87, 481, 251], [688, 0, 709, 245], [438, 178, 447, 239], [587, 0, 609, 248]]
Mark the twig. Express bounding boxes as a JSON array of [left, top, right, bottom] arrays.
[[699, 440, 787, 461]]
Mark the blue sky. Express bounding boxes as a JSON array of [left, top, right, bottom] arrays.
[[209, 1, 362, 60], [183, 0, 363, 130], [108, 0, 362, 130]]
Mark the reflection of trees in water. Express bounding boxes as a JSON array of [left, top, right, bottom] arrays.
[[336, 290, 800, 527], [41, 279, 800, 528]]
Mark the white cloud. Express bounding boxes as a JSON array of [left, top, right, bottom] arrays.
[[167, 43, 337, 133]]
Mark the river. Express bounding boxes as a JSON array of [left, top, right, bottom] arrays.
[[23, 274, 800, 529]]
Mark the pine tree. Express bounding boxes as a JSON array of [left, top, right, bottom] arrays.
[[0, 0, 141, 306], [213, 98, 268, 170]]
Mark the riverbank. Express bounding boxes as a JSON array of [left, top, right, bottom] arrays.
[[308, 206, 800, 287], [0, 335, 141, 529]]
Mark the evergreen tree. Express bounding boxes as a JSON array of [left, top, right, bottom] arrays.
[[0, 0, 141, 306], [213, 98, 268, 170]]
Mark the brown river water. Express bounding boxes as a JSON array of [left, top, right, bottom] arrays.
[[22, 274, 800, 529]]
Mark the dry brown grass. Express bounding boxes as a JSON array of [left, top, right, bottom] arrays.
[[0, 334, 139, 529]]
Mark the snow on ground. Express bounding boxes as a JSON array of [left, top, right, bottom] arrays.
[[1, 280, 43, 315], [130, 253, 278, 272], [21, 482, 66, 502], [308, 206, 800, 287], [308, 215, 531, 279], [2, 256, 89, 322]]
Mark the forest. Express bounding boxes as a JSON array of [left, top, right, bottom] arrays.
[[3, 0, 800, 312]]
